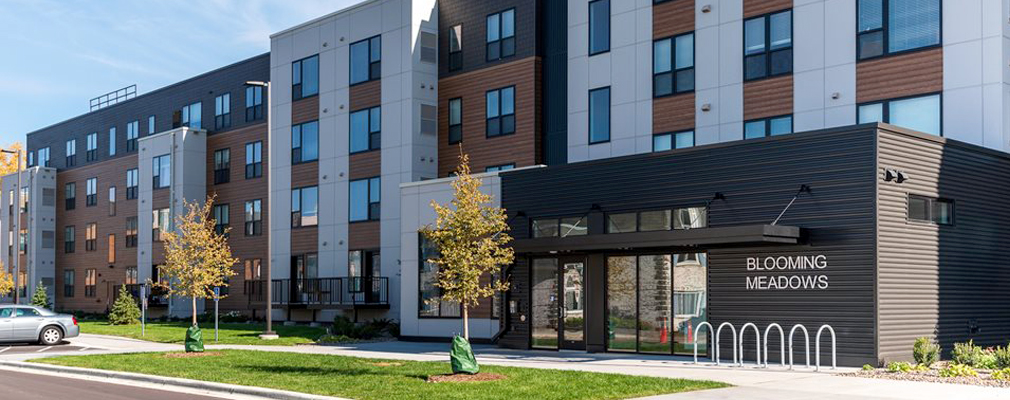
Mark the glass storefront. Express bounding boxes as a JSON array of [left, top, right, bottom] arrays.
[[531, 258, 559, 349]]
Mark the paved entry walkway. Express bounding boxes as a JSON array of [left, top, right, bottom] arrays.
[[8, 335, 1010, 399]]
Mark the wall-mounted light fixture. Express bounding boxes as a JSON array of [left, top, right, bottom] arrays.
[[701, 4, 712, 13], [884, 169, 909, 183], [701, 103, 712, 112], [831, 92, 840, 100]]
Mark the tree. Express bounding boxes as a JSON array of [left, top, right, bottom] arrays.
[[108, 285, 142, 325], [0, 141, 23, 176], [421, 153, 513, 340], [158, 195, 238, 327], [0, 263, 12, 299], [30, 281, 49, 308]]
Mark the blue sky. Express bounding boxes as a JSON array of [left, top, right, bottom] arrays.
[[0, 0, 361, 147]]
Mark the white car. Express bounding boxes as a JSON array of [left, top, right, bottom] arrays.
[[0, 305, 80, 345]]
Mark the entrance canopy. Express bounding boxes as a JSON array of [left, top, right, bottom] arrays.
[[513, 224, 801, 253]]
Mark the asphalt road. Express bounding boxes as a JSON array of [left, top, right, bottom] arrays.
[[0, 369, 227, 400]]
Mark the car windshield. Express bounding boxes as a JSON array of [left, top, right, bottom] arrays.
[[0, 308, 11, 318]]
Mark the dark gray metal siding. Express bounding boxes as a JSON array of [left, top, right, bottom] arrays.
[[501, 125, 880, 366], [876, 126, 1010, 363], [540, 0, 567, 165]]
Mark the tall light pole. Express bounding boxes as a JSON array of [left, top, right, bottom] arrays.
[[1, 149, 20, 303], [246, 81, 277, 339]]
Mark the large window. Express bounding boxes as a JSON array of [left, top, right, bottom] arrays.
[[181, 101, 202, 129], [653, 131, 694, 152], [85, 178, 97, 207], [245, 85, 264, 122], [213, 204, 229, 236], [448, 98, 463, 144], [85, 223, 97, 252], [350, 177, 380, 222], [418, 235, 461, 318], [153, 154, 171, 189], [108, 126, 116, 156], [126, 217, 138, 248], [448, 25, 463, 71], [291, 186, 318, 228], [108, 186, 116, 216], [245, 141, 263, 178], [84, 269, 97, 298], [350, 107, 381, 153], [589, 87, 610, 144], [86, 132, 97, 161], [532, 216, 588, 238], [148, 115, 156, 135], [64, 226, 75, 254], [606, 206, 707, 234], [244, 259, 262, 280], [292, 121, 319, 163], [63, 270, 74, 298], [908, 195, 953, 225], [153, 208, 170, 242], [213, 148, 230, 184], [292, 55, 319, 100], [107, 234, 116, 263], [744, 10, 792, 81], [125, 266, 138, 285], [589, 0, 610, 55], [858, 93, 941, 136], [245, 199, 262, 236], [127, 120, 139, 152], [350, 36, 381, 85], [126, 168, 138, 200], [744, 115, 793, 139], [486, 9, 515, 61], [485, 163, 515, 173], [654, 33, 694, 96], [38, 147, 50, 167], [858, 0, 940, 60], [486, 87, 515, 137], [66, 139, 76, 167], [215, 93, 231, 130], [65, 182, 75, 210]]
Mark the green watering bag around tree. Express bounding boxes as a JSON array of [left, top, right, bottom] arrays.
[[185, 325, 205, 353], [450, 335, 479, 374]]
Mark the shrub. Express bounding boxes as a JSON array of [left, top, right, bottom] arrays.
[[992, 368, 1010, 381], [862, 364, 875, 371], [108, 285, 142, 325], [886, 361, 914, 373], [913, 337, 940, 367], [994, 346, 1010, 369], [30, 282, 51, 309], [952, 340, 993, 367], [331, 316, 386, 339], [939, 363, 978, 378]]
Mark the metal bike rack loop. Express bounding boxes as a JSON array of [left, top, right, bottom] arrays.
[[715, 322, 738, 366], [815, 324, 837, 371], [693, 321, 714, 364], [788, 324, 810, 369], [763, 323, 785, 368], [739, 323, 761, 367]]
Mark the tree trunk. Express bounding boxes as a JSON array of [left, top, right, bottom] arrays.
[[191, 297, 197, 327], [462, 304, 469, 341]]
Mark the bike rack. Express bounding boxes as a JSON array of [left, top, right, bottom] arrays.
[[692, 321, 714, 364], [763, 323, 785, 368], [788, 324, 810, 369], [815, 324, 837, 371], [739, 322, 761, 367], [715, 322, 738, 366]]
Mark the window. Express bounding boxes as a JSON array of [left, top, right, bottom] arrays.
[[418, 235, 461, 317], [27, 151, 33, 167], [589, 87, 611, 144], [245, 86, 264, 122], [42, 230, 55, 249], [420, 31, 437, 63], [245, 141, 263, 178], [213, 148, 230, 184], [127, 120, 139, 152], [607, 207, 707, 233], [125, 266, 138, 285], [245, 199, 262, 236], [486, 9, 515, 61], [38, 147, 50, 167], [654, 32, 695, 96], [108, 186, 116, 216], [86, 177, 97, 207], [485, 164, 515, 173], [65, 182, 76, 210], [153, 154, 171, 189], [213, 204, 229, 236], [486, 86, 515, 137], [63, 270, 74, 298], [744, 10, 792, 81], [532, 216, 588, 238], [148, 115, 156, 135], [18, 229, 27, 254], [215, 93, 231, 130], [107, 234, 116, 263], [421, 104, 437, 135], [153, 208, 169, 241], [448, 98, 463, 144], [108, 126, 116, 156], [85, 223, 97, 252], [291, 121, 319, 163], [19, 186, 28, 213], [653, 131, 694, 152], [858, 93, 941, 136], [858, 0, 940, 60], [65, 139, 76, 167], [125, 217, 138, 248], [64, 226, 75, 253], [350, 107, 381, 153], [290, 186, 318, 228], [244, 259, 262, 280], [448, 24, 463, 71], [349, 177, 380, 222], [84, 269, 96, 298], [350, 36, 381, 85], [744, 115, 793, 139], [181, 101, 202, 129], [589, 0, 610, 55], [86, 132, 97, 161], [126, 168, 138, 199], [908, 195, 953, 225], [43, 188, 55, 207]]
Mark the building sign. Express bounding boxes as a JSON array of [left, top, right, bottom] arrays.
[[745, 255, 829, 290]]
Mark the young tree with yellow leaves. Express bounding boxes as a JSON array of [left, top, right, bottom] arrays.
[[422, 154, 513, 341], [0, 262, 13, 298], [158, 195, 238, 327], [0, 142, 24, 176]]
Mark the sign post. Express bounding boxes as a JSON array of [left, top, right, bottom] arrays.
[[213, 287, 220, 342], [140, 285, 147, 337]]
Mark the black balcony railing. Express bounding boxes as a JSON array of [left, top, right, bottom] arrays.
[[113, 284, 170, 307], [244, 277, 389, 308]]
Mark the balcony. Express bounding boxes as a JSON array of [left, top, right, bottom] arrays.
[[244, 277, 389, 310]]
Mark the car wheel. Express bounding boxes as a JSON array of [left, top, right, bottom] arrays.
[[39, 326, 63, 345]]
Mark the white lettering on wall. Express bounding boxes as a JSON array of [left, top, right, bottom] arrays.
[[745, 255, 829, 290]]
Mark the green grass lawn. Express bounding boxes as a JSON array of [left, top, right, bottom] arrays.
[[79, 321, 325, 346], [35, 350, 727, 400]]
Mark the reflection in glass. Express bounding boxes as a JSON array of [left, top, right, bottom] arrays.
[[532, 219, 559, 238], [640, 210, 671, 232], [532, 259, 559, 349], [638, 255, 672, 354], [607, 256, 636, 352], [673, 253, 707, 355], [560, 217, 587, 237], [674, 207, 707, 229], [563, 262, 585, 343], [607, 213, 637, 233]]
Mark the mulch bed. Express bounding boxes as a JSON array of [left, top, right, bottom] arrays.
[[163, 351, 224, 359], [842, 362, 1010, 388], [427, 373, 507, 383]]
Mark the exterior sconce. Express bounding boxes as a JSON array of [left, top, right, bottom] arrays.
[[701, 103, 712, 112], [701, 5, 712, 13], [831, 92, 840, 100]]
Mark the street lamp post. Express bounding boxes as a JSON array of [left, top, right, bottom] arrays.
[[246, 81, 277, 340], [1, 149, 20, 303]]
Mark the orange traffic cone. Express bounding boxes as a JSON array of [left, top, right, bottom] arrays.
[[660, 320, 668, 344], [687, 320, 693, 343]]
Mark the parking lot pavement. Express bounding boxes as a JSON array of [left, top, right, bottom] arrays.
[[0, 343, 104, 356]]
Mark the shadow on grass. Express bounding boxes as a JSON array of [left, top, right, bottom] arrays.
[[237, 364, 431, 381]]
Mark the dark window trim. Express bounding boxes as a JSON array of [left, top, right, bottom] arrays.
[[291, 185, 319, 228], [652, 129, 696, 152], [213, 148, 231, 185], [652, 32, 696, 98], [349, 35, 382, 87], [856, 91, 943, 137], [448, 97, 463, 144], [245, 86, 265, 122], [743, 114, 794, 139], [292, 54, 320, 101], [856, 0, 943, 62], [485, 8, 517, 62], [588, 0, 611, 56], [448, 24, 463, 72], [245, 141, 264, 179], [417, 233, 462, 319], [588, 86, 611, 145], [349, 176, 381, 223], [907, 194, 954, 226], [245, 199, 263, 237], [485, 86, 516, 138], [603, 205, 709, 234], [349, 106, 382, 154], [214, 92, 232, 130], [291, 120, 320, 164], [742, 9, 793, 82]]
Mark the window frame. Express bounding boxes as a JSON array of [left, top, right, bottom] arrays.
[[126, 168, 139, 200], [245, 85, 264, 122], [65, 182, 76, 210], [349, 36, 382, 86], [448, 24, 463, 71], [153, 154, 171, 189], [214, 92, 232, 130], [86, 132, 98, 162], [485, 86, 516, 138], [292, 54, 320, 100], [589, 86, 611, 144], [291, 120, 320, 164], [213, 148, 231, 184], [245, 141, 263, 179], [65, 139, 76, 167], [64, 225, 75, 254], [213, 203, 230, 236], [63, 270, 74, 298], [181, 101, 202, 130], [349, 107, 381, 154], [448, 97, 463, 144], [126, 120, 139, 152], [743, 9, 793, 82], [856, 92, 943, 137], [485, 163, 516, 173], [486, 8, 516, 62], [653, 32, 696, 98], [588, 0, 611, 56], [652, 130, 695, 152], [856, 0, 943, 61], [907, 194, 954, 226], [349, 177, 381, 223], [291, 186, 319, 228], [245, 199, 263, 236], [85, 177, 97, 207], [85, 222, 97, 252], [743, 115, 794, 139], [125, 217, 138, 248], [84, 269, 97, 298]]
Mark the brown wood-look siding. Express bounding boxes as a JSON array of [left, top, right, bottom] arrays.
[[743, 75, 794, 120], [291, 96, 320, 125], [349, 80, 382, 111], [291, 163, 318, 188], [653, 0, 695, 38], [349, 151, 381, 181], [290, 228, 318, 255], [348, 221, 380, 250], [743, 0, 792, 18], [856, 48, 943, 104], [438, 56, 541, 177], [653, 93, 696, 133], [206, 122, 269, 311]]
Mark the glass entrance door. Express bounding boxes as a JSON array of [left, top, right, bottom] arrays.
[[530, 257, 586, 350], [560, 260, 586, 349]]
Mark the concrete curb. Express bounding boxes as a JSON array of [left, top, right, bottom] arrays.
[[0, 360, 346, 400]]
